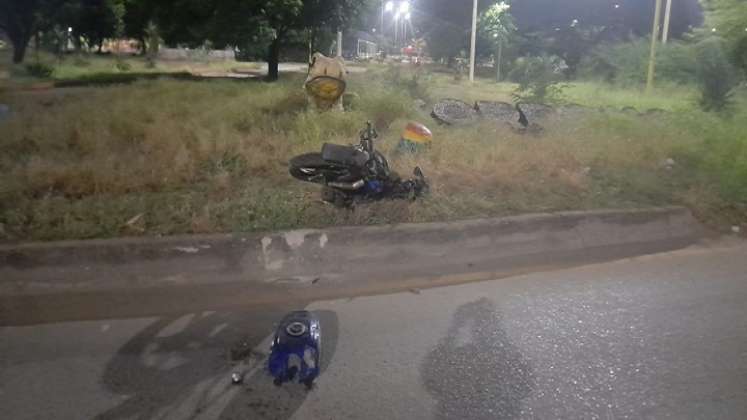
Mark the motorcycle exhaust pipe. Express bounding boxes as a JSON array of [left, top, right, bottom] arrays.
[[327, 180, 365, 190]]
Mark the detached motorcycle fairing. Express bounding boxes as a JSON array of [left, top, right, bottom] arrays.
[[289, 121, 428, 207], [268, 311, 321, 389]]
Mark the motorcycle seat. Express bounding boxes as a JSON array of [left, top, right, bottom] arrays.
[[321, 143, 368, 167]]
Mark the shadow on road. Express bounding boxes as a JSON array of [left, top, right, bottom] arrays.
[[94, 305, 337, 420], [422, 298, 535, 420]]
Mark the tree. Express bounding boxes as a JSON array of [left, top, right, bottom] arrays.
[[425, 23, 466, 64], [424, 0, 502, 65], [122, 0, 157, 54], [301, 0, 369, 59], [479, 1, 516, 82], [73, 0, 124, 52], [695, 36, 738, 111], [702, 0, 747, 75], [0, 0, 63, 63]]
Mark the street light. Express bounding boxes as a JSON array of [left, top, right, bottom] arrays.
[[399, 1, 410, 14], [385, 1, 394, 12], [469, 0, 477, 82], [405, 12, 411, 20]]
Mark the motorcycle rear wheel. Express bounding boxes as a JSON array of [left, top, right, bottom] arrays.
[[289, 153, 329, 182]]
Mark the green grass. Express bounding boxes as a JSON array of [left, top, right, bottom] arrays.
[[563, 82, 698, 111], [425, 71, 697, 111], [0, 50, 265, 90], [0, 61, 745, 241]]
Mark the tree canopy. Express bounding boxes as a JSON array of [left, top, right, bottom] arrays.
[[702, 0, 747, 74], [0, 0, 370, 79]]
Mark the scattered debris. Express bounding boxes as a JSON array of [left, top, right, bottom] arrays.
[[517, 103, 554, 120], [229, 340, 255, 361], [173, 246, 200, 253], [125, 213, 143, 226], [474, 101, 517, 123], [434, 99, 553, 133], [304, 52, 347, 110], [431, 98, 477, 125], [408, 288, 422, 295], [661, 158, 676, 170], [0, 104, 10, 122], [122, 213, 145, 233], [397, 121, 433, 152], [508, 103, 544, 135], [732, 225, 741, 234], [231, 372, 243, 384]]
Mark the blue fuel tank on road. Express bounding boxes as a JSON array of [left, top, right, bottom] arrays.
[[268, 311, 322, 389]]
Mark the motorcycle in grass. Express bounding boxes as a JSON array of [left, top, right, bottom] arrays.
[[289, 121, 428, 207]]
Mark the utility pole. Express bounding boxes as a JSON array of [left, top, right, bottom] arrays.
[[394, 18, 398, 48], [662, 0, 672, 44], [381, 2, 385, 34], [646, 0, 663, 93], [337, 31, 343, 57], [469, 0, 478, 82]]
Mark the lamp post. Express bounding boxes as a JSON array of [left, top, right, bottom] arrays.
[[646, 0, 663, 93], [383, 1, 394, 34], [469, 0, 478, 83], [394, 11, 400, 48], [662, 0, 673, 43], [398, 2, 410, 52], [404, 12, 411, 44], [382, 1, 396, 54]]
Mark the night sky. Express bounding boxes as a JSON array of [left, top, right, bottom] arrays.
[[389, 0, 704, 39]]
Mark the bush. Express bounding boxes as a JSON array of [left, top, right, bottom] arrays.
[[73, 56, 91, 67], [694, 37, 739, 111], [578, 38, 698, 86], [115, 60, 132, 72], [378, 64, 431, 101], [508, 55, 566, 103], [24, 62, 55, 78]]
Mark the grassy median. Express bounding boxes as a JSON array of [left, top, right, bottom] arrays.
[[1, 64, 745, 241]]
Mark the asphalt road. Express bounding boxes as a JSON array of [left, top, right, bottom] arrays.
[[2, 238, 746, 420]]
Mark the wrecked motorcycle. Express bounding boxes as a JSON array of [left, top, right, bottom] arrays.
[[289, 121, 428, 207]]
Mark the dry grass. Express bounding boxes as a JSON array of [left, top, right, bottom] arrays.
[[0, 64, 745, 241]]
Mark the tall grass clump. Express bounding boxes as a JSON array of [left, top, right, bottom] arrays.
[[508, 55, 566, 103], [694, 37, 739, 112], [2, 66, 745, 241], [578, 38, 698, 86]]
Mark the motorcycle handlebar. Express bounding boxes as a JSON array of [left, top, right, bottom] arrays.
[[359, 121, 377, 153]]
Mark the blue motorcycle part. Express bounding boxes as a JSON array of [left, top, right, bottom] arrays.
[[268, 311, 321, 389], [364, 179, 384, 194]]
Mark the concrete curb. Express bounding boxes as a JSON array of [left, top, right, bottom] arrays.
[[0, 207, 702, 297]]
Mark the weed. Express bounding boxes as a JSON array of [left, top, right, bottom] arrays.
[[25, 62, 55, 78], [1, 63, 745, 240]]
